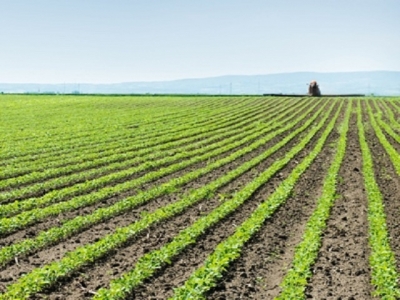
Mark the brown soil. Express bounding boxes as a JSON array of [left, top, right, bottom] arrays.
[[0, 99, 319, 291], [205, 119, 339, 300], [0, 101, 291, 244], [1, 98, 398, 300], [363, 105, 400, 276], [305, 106, 375, 299], [37, 101, 335, 299]]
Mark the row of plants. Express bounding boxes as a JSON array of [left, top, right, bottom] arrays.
[[1, 96, 206, 160], [0, 98, 278, 193], [2, 98, 244, 171], [1, 103, 275, 198], [1, 95, 232, 143], [0, 101, 327, 268], [94, 100, 342, 300], [1, 97, 267, 179], [356, 100, 400, 298], [2, 97, 257, 166], [0, 104, 287, 212], [376, 100, 400, 131], [366, 101, 400, 175], [0, 96, 258, 169], [0, 100, 321, 233], [390, 100, 400, 129], [0, 99, 303, 212], [1, 96, 263, 169], [275, 100, 351, 299], [0, 99, 283, 201], [0, 99, 335, 299]]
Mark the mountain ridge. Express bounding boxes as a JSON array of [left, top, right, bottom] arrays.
[[1, 71, 399, 95]]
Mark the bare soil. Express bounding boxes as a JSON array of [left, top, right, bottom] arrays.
[[305, 107, 375, 299], [1, 98, 399, 300], [0, 99, 317, 291]]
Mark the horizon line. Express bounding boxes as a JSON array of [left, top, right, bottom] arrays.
[[0, 70, 399, 85]]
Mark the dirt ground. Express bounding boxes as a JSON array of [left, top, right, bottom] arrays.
[[1, 98, 399, 299]]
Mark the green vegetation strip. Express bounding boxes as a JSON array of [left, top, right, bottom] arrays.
[[368, 101, 400, 175], [0, 97, 249, 171], [0, 99, 282, 203], [386, 99, 400, 128], [275, 100, 351, 299], [4, 97, 261, 165], [0, 101, 326, 267], [0, 97, 272, 185], [3, 97, 263, 163], [166, 100, 341, 300], [357, 100, 400, 298], [91, 101, 341, 300], [378, 100, 400, 131], [0, 101, 332, 299], [0, 96, 239, 162], [0, 100, 312, 228]]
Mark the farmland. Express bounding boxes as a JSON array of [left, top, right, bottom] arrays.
[[0, 94, 400, 299]]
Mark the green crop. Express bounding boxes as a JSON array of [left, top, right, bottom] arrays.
[[168, 101, 343, 300], [357, 100, 400, 298], [276, 99, 351, 299], [0, 100, 329, 299], [93, 101, 341, 300]]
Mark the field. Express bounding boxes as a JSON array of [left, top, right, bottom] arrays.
[[0, 94, 400, 299]]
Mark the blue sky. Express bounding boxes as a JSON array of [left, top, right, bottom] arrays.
[[0, 0, 399, 83]]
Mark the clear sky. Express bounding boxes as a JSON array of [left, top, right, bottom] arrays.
[[1, 0, 399, 83]]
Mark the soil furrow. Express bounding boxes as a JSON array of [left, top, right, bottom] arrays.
[[305, 107, 374, 299], [0, 102, 320, 290], [205, 107, 341, 300], [4, 102, 329, 298], [0, 100, 316, 246], [122, 105, 338, 300], [364, 107, 400, 277]]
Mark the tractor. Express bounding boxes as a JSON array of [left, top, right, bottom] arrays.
[[308, 80, 321, 96]]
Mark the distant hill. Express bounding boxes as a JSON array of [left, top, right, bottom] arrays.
[[1, 71, 399, 95]]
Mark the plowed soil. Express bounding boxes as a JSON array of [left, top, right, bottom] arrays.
[[1, 97, 400, 300], [305, 109, 374, 299]]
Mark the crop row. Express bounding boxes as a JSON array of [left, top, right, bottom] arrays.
[[391, 100, 400, 129], [1, 97, 256, 168], [1, 95, 233, 141], [377, 100, 400, 131], [276, 100, 351, 298], [0, 99, 335, 299], [165, 100, 342, 300], [368, 101, 400, 175], [0, 99, 281, 200], [0, 100, 326, 267], [0, 98, 278, 193], [0, 97, 266, 177], [0, 99, 321, 234], [356, 100, 400, 298]]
